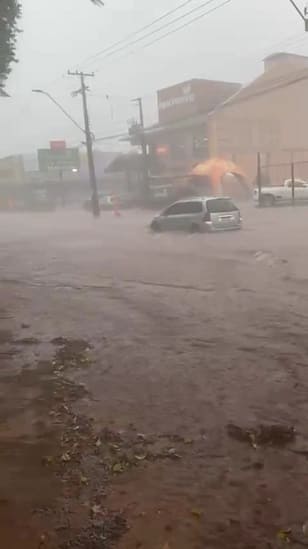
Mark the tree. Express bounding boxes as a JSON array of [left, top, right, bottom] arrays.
[[0, 0, 21, 93], [0, 0, 103, 93]]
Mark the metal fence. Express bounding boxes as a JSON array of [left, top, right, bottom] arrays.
[[256, 152, 308, 206]]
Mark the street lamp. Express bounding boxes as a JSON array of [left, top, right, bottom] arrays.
[[32, 89, 85, 134]]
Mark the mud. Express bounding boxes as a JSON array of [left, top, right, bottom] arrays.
[[2, 207, 308, 548]]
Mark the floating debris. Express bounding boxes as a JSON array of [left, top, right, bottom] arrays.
[[227, 423, 296, 447]]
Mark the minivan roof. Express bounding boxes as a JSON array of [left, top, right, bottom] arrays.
[[175, 196, 231, 203]]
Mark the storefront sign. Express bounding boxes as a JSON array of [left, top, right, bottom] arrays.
[[158, 84, 195, 113]]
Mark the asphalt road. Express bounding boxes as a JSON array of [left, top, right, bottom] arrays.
[[1, 205, 308, 548]]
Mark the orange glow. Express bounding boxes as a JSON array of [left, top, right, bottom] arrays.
[[156, 146, 169, 155], [192, 157, 245, 185]]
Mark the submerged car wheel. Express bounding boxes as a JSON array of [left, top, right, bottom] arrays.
[[190, 223, 201, 233], [260, 194, 275, 207], [151, 220, 161, 232]]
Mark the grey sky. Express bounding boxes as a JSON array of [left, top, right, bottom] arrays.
[[1, 0, 307, 157]]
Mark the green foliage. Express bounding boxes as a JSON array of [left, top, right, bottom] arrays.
[[0, 0, 102, 92], [0, 0, 21, 91]]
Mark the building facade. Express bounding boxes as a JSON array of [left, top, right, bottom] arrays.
[[209, 52, 308, 184], [130, 78, 240, 177]]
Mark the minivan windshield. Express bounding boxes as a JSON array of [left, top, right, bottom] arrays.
[[207, 198, 238, 213]]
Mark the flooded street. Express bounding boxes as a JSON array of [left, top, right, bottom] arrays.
[[1, 205, 308, 548]]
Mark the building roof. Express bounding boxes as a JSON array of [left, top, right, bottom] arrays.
[[263, 52, 308, 63], [214, 64, 308, 112]]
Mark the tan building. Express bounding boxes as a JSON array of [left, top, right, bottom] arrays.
[[209, 52, 308, 184]]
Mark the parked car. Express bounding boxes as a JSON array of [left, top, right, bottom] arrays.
[[253, 179, 308, 207], [150, 197, 242, 233]]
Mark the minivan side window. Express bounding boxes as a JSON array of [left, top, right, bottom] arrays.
[[184, 201, 203, 214], [164, 203, 185, 216], [164, 201, 203, 216], [207, 198, 238, 213]]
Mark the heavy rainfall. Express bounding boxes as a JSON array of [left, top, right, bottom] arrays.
[[2, 1, 308, 548]]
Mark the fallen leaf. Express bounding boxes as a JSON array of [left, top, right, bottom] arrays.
[[39, 533, 47, 547], [277, 529, 291, 542], [135, 454, 147, 461], [61, 452, 71, 463], [112, 463, 125, 473], [167, 448, 182, 460], [109, 443, 120, 451], [95, 438, 102, 448], [42, 456, 54, 466], [249, 433, 258, 449], [80, 475, 88, 485], [91, 504, 101, 517], [191, 509, 202, 519], [184, 438, 193, 445]]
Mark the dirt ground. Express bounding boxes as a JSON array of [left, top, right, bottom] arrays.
[[1, 204, 308, 549]]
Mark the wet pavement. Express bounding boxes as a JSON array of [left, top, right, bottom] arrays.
[[1, 206, 308, 548]]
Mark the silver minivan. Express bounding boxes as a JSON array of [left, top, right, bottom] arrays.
[[150, 197, 242, 233]]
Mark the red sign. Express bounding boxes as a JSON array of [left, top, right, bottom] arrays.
[[50, 140, 66, 150]]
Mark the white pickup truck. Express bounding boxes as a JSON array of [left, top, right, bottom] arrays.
[[253, 179, 308, 207]]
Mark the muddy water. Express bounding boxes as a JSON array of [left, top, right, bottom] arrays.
[[1, 209, 308, 548]]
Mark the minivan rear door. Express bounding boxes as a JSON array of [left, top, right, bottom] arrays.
[[206, 198, 240, 230]]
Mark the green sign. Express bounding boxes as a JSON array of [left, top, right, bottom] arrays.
[[38, 148, 80, 172]]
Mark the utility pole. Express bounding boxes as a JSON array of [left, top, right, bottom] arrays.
[[132, 97, 149, 199], [68, 70, 100, 217], [288, 0, 308, 31]]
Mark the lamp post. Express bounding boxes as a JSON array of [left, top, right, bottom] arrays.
[[32, 89, 85, 134]]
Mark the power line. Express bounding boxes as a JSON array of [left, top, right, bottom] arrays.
[[139, 0, 232, 53], [78, 0, 196, 69], [84, 0, 220, 68], [95, 0, 232, 71]]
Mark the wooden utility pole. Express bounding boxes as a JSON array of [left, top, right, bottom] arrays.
[[68, 70, 100, 217], [257, 152, 262, 207], [132, 97, 149, 198], [288, 0, 308, 31]]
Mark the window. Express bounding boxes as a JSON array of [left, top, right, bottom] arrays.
[[207, 198, 238, 213], [286, 179, 307, 188], [183, 201, 203, 214], [164, 201, 203, 216], [164, 203, 185, 216]]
